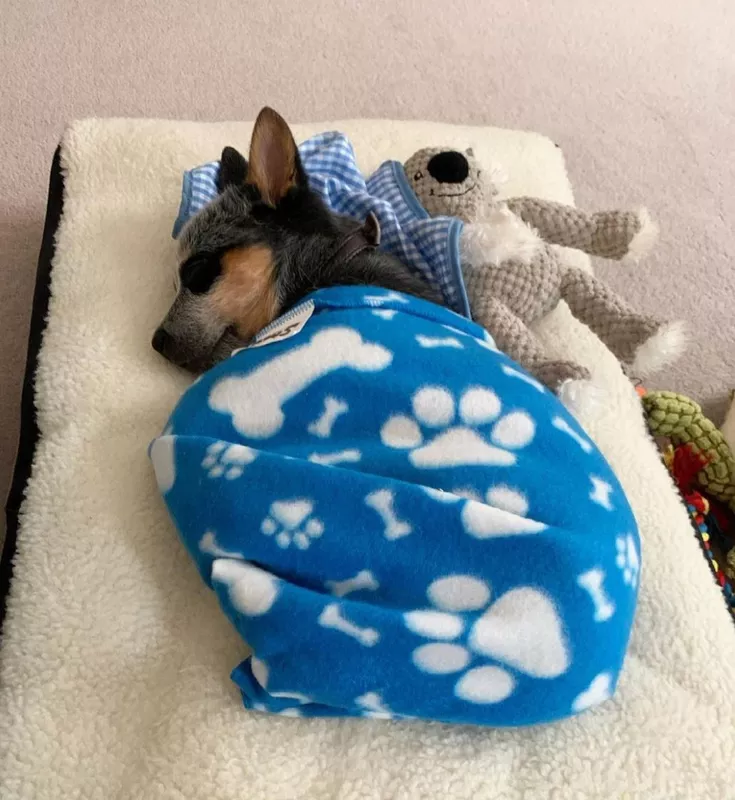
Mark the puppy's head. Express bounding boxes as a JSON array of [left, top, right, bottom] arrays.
[[153, 107, 348, 370]]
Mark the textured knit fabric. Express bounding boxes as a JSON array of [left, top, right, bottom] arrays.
[[559, 268, 660, 365], [506, 198, 643, 260], [468, 293, 592, 386], [172, 133, 470, 316], [150, 285, 639, 727], [462, 242, 662, 388], [460, 234, 592, 387]]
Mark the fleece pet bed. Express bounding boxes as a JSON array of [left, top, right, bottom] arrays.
[[1, 118, 734, 799]]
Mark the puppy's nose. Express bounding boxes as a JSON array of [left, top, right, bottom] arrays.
[[151, 327, 171, 355], [427, 151, 470, 183]]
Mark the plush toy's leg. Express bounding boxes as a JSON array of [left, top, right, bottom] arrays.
[[560, 268, 686, 376], [474, 296, 590, 389], [505, 198, 657, 263]]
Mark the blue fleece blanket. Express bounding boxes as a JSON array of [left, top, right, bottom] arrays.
[[172, 132, 469, 316], [150, 286, 640, 726]]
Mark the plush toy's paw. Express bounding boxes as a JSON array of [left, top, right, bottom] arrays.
[[631, 320, 687, 377], [558, 379, 606, 420], [622, 208, 659, 265], [534, 360, 591, 390]]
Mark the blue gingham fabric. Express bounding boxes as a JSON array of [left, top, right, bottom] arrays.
[[150, 285, 640, 726], [172, 133, 470, 317], [173, 161, 220, 238]]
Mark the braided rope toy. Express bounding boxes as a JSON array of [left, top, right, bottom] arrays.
[[642, 390, 735, 512], [645, 393, 735, 606]]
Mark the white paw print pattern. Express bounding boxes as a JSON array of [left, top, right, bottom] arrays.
[[461, 486, 546, 539], [405, 575, 570, 705], [150, 434, 176, 493], [201, 441, 256, 479], [616, 533, 640, 587], [261, 498, 325, 550], [381, 386, 536, 468]]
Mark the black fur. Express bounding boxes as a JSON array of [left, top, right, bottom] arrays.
[[218, 146, 249, 191], [179, 252, 222, 294]]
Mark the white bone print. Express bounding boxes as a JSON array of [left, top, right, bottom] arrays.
[[326, 569, 379, 597], [356, 691, 393, 718], [552, 416, 593, 453], [415, 335, 463, 349], [209, 328, 391, 438], [318, 603, 379, 646], [365, 489, 412, 540], [308, 449, 361, 466], [198, 531, 243, 559], [501, 364, 545, 392], [577, 568, 616, 622], [308, 396, 348, 438]]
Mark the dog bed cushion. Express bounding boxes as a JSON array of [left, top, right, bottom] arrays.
[[1, 118, 734, 799]]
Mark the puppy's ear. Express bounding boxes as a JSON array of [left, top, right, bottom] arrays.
[[218, 146, 248, 191], [247, 107, 305, 207]]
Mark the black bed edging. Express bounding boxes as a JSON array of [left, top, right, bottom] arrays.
[[1, 146, 63, 634]]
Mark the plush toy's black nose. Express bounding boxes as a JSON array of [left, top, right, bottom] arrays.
[[152, 327, 171, 355], [427, 151, 470, 183]]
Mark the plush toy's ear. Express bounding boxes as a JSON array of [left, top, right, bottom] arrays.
[[218, 146, 248, 191], [247, 107, 306, 207]]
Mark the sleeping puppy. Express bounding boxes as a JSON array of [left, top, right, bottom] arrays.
[[153, 107, 440, 372], [149, 108, 639, 727]]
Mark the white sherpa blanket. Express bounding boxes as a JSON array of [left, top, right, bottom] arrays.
[[1, 118, 734, 800]]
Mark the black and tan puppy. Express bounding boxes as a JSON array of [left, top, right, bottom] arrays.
[[153, 107, 439, 371]]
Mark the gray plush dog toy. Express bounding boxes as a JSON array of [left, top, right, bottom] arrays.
[[403, 147, 686, 392]]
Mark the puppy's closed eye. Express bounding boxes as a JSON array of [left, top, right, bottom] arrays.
[[180, 253, 222, 294]]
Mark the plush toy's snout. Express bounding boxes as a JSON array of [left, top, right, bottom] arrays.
[[426, 150, 470, 184], [404, 146, 486, 221]]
